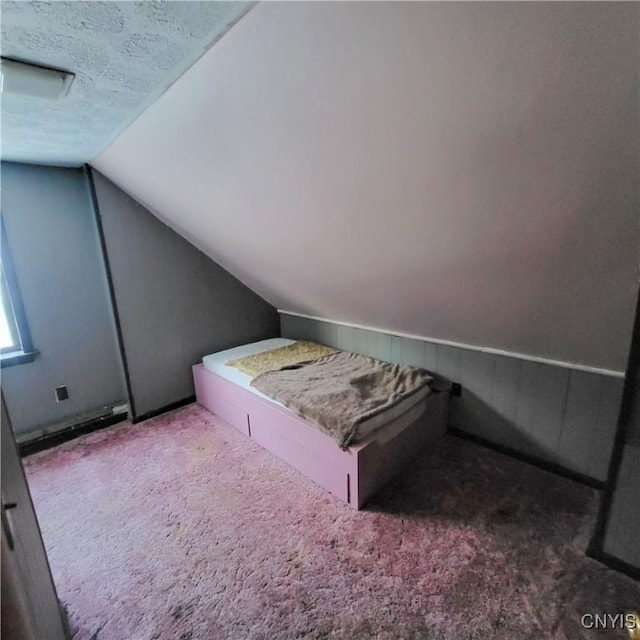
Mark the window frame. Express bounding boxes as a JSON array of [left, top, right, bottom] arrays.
[[1, 217, 38, 368]]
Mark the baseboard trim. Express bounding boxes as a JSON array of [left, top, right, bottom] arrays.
[[20, 412, 128, 457], [131, 396, 196, 424], [586, 548, 640, 582], [447, 427, 606, 490]]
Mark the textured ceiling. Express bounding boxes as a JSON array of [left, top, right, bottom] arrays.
[[0, 1, 252, 166], [94, 2, 639, 372]]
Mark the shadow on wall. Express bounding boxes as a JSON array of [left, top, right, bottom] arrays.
[[449, 391, 594, 483], [446, 362, 623, 486]]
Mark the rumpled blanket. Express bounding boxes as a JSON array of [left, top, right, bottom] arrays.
[[251, 350, 433, 448]]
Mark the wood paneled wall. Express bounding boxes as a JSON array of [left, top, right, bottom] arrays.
[[281, 313, 623, 483]]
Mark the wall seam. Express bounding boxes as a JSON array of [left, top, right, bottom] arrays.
[[278, 310, 625, 378], [85, 165, 136, 419]]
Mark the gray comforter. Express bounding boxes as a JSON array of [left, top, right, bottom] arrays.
[[250, 351, 433, 448]]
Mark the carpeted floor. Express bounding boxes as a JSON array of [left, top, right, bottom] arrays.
[[24, 403, 638, 640]]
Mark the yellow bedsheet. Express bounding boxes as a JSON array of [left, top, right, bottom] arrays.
[[226, 341, 340, 378]]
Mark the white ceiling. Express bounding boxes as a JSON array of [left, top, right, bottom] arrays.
[[0, 1, 252, 166], [92, 2, 637, 371]]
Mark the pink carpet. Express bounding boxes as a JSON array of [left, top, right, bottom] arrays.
[[24, 403, 638, 640]]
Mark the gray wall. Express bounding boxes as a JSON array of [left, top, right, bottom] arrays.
[[281, 313, 623, 483], [600, 294, 640, 570], [91, 171, 280, 419], [1, 162, 125, 436], [603, 443, 639, 569]]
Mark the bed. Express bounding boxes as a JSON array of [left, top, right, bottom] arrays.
[[193, 338, 449, 509]]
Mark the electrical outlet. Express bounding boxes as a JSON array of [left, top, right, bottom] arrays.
[[451, 383, 462, 397], [55, 386, 69, 402]]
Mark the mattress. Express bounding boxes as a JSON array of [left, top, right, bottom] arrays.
[[202, 338, 430, 441]]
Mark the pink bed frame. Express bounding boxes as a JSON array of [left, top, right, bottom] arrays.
[[193, 363, 449, 509]]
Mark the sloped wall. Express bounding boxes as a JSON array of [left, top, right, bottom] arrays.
[[93, 2, 639, 373], [91, 171, 279, 419]]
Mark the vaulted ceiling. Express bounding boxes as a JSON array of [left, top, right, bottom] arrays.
[[93, 2, 638, 372], [2, 2, 638, 372], [0, 1, 251, 165]]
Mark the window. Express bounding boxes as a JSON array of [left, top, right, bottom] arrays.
[[1, 264, 20, 352], [1, 219, 37, 368]]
